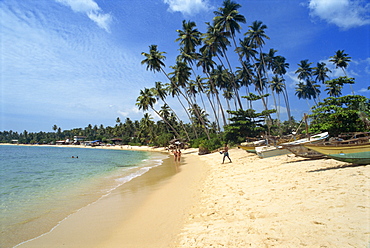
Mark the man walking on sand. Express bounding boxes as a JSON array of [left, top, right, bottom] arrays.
[[222, 144, 232, 164]]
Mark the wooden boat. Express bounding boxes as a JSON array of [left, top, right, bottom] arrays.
[[238, 140, 265, 153], [256, 132, 329, 159], [279, 132, 329, 159], [304, 134, 370, 165], [255, 145, 291, 158], [304, 143, 370, 165]]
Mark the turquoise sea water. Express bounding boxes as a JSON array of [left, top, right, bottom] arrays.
[[0, 145, 167, 248]]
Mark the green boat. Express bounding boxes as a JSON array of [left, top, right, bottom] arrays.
[[304, 143, 370, 165]]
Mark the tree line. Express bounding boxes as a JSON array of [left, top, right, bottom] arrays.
[[136, 0, 366, 146]]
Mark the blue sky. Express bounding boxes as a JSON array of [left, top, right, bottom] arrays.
[[1, 0, 369, 133]]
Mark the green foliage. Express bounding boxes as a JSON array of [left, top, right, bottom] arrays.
[[224, 108, 274, 143], [199, 137, 223, 152], [309, 95, 370, 136], [152, 133, 173, 147], [190, 133, 223, 151]]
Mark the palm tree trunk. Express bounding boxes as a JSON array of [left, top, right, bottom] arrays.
[[151, 107, 180, 138]]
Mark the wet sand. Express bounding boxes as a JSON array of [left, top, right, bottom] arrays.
[[15, 148, 206, 248]]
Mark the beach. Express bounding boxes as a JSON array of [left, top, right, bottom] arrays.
[[13, 146, 370, 247]]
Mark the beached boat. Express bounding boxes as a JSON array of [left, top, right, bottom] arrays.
[[279, 132, 329, 159], [255, 132, 329, 159], [304, 139, 370, 165], [255, 145, 291, 158], [238, 140, 265, 153]]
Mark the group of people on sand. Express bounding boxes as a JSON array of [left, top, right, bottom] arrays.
[[172, 144, 232, 164], [173, 149, 182, 162]]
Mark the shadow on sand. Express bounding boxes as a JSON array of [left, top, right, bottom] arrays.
[[308, 163, 368, 173]]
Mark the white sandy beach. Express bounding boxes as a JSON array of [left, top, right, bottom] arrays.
[[12, 145, 370, 247], [176, 148, 370, 247]]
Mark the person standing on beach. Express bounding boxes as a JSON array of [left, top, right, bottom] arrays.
[[222, 144, 232, 164], [177, 149, 181, 162], [173, 149, 178, 162]]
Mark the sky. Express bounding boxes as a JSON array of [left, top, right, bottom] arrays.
[[1, 0, 369, 133]]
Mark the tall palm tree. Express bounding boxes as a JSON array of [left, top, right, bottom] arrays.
[[272, 55, 291, 123], [170, 60, 210, 139], [175, 20, 202, 57], [213, 0, 246, 49], [325, 81, 343, 97], [295, 59, 313, 81], [153, 81, 190, 141], [313, 62, 331, 85], [329, 50, 351, 75], [295, 82, 312, 107], [138, 113, 155, 144], [245, 20, 270, 50], [203, 22, 243, 109], [141, 45, 167, 75], [196, 50, 227, 127], [329, 50, 353, 94], [245, 20, 271, 111], [136, 88, 180, 138], [236, 37, 258, 64], [270, 75, 285, 120]]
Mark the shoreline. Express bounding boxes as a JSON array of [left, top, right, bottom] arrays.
[[7, 145, 370, 247], [0, 143, 173, 153], [14, 147, 206, 248]]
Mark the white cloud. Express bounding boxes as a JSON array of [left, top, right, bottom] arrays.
[[163, 0, 210, 15], [308, 0, 370, 29], [358, 87, 369, 92], [55, 0, 112, 32]]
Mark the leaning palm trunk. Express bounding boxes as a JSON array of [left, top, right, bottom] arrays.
[[161, 68, 210, 139], [182, 87, 211, 139], [176, 94, 199, 139], [161, 99, 190, 141], [151, 107, 180, 138], [221, 48, 243, 110]]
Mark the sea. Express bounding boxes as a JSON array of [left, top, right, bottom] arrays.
[[0, 145, 169, 248]]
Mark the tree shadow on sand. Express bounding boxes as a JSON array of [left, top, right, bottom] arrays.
[[308, 163, 368, 173]]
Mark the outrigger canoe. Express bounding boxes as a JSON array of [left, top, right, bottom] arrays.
[[304, 143, 370, 165]]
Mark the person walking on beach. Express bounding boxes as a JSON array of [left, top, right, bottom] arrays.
[[222, 143, 232, 164]]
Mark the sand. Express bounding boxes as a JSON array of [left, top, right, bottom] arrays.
[[13, 145, 370, 247], [176, 148, 370, 247]]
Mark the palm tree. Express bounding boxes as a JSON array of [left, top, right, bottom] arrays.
[[141, 45, 167, 75], [272, 55, 291, 123], [245, 20, 270, 50], [170, 60, 211, 139], [313, 62, 331, 85], [136, 88, 180, 138], [138, 113, 155, 144], [325, 81, 343, 97], [329, 50, 351, 75], [141, 45, 206, 139], [270, 76, 285, 119], [295, 82, 311, 107], [153, 81, 190, 141], [213, 0, 246, 49], [295, 59, 313, 81], [175, 20, 202, 57], [202, 22, 243, 109], [329, 50, 353, 94], [245, 20, 271, 111], [197, 48, 227, 126]]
